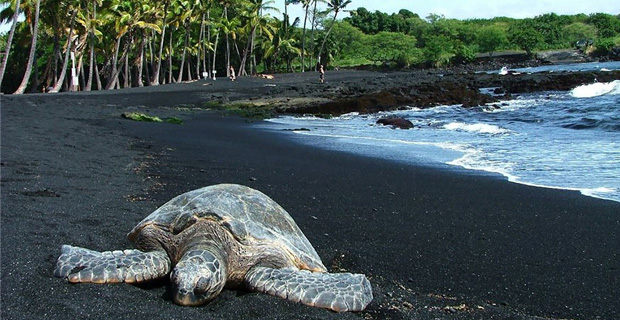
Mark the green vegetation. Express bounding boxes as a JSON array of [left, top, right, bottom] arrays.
[[121, 112, 183, 124], [205, 101, 276, 119], [1, 1, 618, 93]]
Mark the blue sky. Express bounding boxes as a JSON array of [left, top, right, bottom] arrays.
[[276, 0, 620, 21]]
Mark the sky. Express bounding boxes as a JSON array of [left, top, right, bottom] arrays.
[[274, 0, 620, 22], [2, 1, 619, 33]]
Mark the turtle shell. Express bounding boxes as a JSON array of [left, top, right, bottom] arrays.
[[128, 184, 326, 272]]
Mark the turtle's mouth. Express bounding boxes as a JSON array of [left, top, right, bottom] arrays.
[[173, 288, 212, 306], [171, 272, 220, 306]]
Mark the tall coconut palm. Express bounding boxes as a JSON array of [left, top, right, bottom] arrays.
[[49, 8, 78, 93], [264, 14, 300, 72], [0, 0, 21, 89], [216, 0, 241, 78], [105, 0, 160, 89], [308, 0, 322, 70], [76, 0, 103, 91], [316, 0, 350, 65], [238, 0, 277, 76], [171, 0, 198, 83], [151, 0, 170, 85], [13, 0, 40, 94], [299, 0, 310, 71]]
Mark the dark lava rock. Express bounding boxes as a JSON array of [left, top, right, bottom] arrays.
[[376, 117, 414, 129]]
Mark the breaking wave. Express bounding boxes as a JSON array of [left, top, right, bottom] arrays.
[[570, 80, 620, 98], [443, 122, 510, 135]]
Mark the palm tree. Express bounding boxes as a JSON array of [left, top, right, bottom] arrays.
[[0, 0, 21, 89], [238, 0, 277, 76], [316, 0, 350, 66], [217, 0, 240, 78], [151, 0, 170, 85], [171, 0, 199, 83], [264, 14, 300, 72], [75, 0, 103, 91], [49, 8, 78, 93], [13, 0, 40, 94], [105, 0, 160, 89], [299, 0, 310, 71], [308, 0, 322, 70]]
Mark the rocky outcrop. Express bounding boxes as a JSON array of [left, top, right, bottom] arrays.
[[275, 69, 620, 118], [376, 117, 414, 129], [283, 80, 499, 116]]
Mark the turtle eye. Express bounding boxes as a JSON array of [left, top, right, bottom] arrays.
[[194, 276, 209, 295]]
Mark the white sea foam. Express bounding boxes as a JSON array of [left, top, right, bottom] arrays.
[[443, 122, 510, 134], [570, 80, 620, 98]]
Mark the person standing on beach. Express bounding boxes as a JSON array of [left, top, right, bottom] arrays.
[[229, 66, 236, 82], [319, 64, 325, 83]]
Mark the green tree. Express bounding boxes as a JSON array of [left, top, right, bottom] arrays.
[[0, 0, 21, 88], [424, 35, 454, 67], [365, 31, 418, 66], [588, 13, 620, 38], [562, 22, 597, 45], [477, 25, 508, 56], [14, 0, 40, 94], [508, 19, 543, 56], [317, 0, 351, 64], [327, 20, 367, 65]]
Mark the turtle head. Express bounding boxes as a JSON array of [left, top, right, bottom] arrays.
[[170, 249, 227, 306]]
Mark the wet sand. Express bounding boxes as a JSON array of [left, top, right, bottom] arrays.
[[2, 70, 619, 319]]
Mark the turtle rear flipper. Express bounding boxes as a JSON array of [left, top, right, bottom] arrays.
[[245, 266, 373, 312], [54, 245, 171, 284]]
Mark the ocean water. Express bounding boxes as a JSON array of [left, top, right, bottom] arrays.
[[262, 62, 620, 203]]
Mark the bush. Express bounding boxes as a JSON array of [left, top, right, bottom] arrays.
[[423, 35, 455, 67], [593, 38, 617, 56], [453, 44, 478, 64]]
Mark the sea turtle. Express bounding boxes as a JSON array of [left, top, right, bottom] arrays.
[[54, 184, 372, 312]]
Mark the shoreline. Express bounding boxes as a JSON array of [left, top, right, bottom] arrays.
[[2, 69, 620, 319]]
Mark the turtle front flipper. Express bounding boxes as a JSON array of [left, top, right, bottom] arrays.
[[245, 266, 373, 312], [54, 245, 171, 284]]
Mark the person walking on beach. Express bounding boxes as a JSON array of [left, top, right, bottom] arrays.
[[229, 66, 236, 82], [319, 64, 325, 83]]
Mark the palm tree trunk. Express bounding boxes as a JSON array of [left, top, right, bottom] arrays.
[[177, 21, 190, 83], [309, 0, 318, 70], [14, 0, 41, 94], [95, 60, 102, 90], [301, 2, 309, 72], [85, 36, 95, 91], [49, 9, 77, 93], [168, 29, 174, 84], [52, 34, 61, 86], [197, 14, 204, 78], [75, 51, 84, 91], [211, 28, 220, 79], [107, 45, 129, 89], [206, 10, 211, 77], [85, 0, 97, 91], [123, 48, 130, 88], [152, 0, 170, 85], [0, 0, 21, 89], [137, 36, 145, 87], [105, 36, 123, 89], [224, 8, 231, 78], [318, 15, 338, 65]]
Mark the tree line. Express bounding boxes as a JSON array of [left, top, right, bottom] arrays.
[[0, 0, 352, 93], [335, 8, 620, 68], [1, 1, 619, 93]]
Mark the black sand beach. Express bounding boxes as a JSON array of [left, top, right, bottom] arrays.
[[2, 70, 620, 319]]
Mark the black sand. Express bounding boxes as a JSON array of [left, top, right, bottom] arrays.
[[2, 71, 619, 319]]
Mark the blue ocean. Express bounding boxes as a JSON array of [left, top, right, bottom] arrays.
[[263, 61, 620, 203]]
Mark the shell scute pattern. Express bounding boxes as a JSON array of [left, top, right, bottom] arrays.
[[130, 184, 324, 271]]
